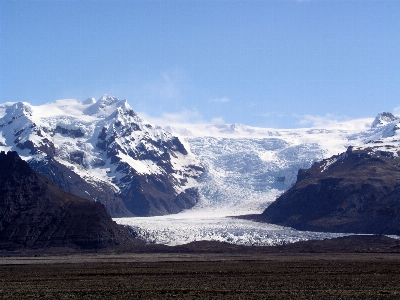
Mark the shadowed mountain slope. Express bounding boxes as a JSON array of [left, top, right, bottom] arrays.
[[0, 151, 134, 250], [257, 147, 400, 235]]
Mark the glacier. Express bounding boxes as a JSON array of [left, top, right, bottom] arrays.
[[116, 209, 348, 246], [116, 114, 400, 246]]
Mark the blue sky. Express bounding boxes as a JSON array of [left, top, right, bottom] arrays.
[[1, 0, 399, 128]]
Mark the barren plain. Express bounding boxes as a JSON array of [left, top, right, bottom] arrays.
[[1, 235, 400, 299]]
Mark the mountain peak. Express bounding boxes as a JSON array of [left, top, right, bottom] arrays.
[[5, 102, 33, 119], [260, 147, 400, 235], [371, 112, 398, 128], [83, 95, 131, 117], [99, 94, 118, 102], [0, 97, 203, 217]]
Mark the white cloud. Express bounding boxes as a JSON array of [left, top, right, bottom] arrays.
[[209, 97, 230, 103], [211, 117, 225, 124], [138, 109, 203, 127], [138, 110, 230, 137], [393, 106, 400, 115], [296, 113, 348, 127]]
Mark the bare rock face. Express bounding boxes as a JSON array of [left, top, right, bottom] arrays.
[[259, 147, 400, 235], [0, 151, 134, 250], [29, 158, 133, 218]]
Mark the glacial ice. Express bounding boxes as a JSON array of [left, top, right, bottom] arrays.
[[116, 208, 348, 246], [115, 135, 351, 246], [115, 115, 400, 246]]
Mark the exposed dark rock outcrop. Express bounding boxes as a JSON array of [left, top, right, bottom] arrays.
[[29, 158, 133, 217], [257, 147, 400, 235], [121, 176, 200, 216], [0, 151, 134, 250]]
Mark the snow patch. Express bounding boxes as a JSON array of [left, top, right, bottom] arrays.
[[117, 151, 162, 175]]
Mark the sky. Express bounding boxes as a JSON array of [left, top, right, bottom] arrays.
[[1, 0, 400, 128]]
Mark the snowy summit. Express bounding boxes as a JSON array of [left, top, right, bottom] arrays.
[[0, 95, 203, 217]]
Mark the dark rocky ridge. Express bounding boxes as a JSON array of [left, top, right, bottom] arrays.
[[31, 158, 200, 217], [255, 147, 400, 235], [0, 151, 134, 250], [120, 175, 200, 216], [29, 158, 133, 217]]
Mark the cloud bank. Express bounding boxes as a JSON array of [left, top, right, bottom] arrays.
[[296, 113, 349, 127]]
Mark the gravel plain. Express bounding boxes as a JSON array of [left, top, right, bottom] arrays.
[[2, 235, 400, 299], [1, 252, 400, 299]]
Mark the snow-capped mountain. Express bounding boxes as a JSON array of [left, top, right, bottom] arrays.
[[0, 95, 203, 217], [371, 112, 399, 128]]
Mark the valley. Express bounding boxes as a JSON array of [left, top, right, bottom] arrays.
[[1, 96, 400, 247]]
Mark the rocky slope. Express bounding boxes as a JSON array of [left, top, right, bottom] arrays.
[[257, 147, 400, 235], [0, 151, 134, 250], [0, 96, 203, 217]]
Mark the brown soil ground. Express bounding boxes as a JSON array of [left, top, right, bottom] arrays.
[[1, 255, 400, 299], [1, 235, 400, 299]]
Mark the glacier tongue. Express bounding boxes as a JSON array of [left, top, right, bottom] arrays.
[[116, 209, 348, 246]]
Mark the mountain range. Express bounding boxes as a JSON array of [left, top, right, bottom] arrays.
[[1, 96, 400, 241]]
